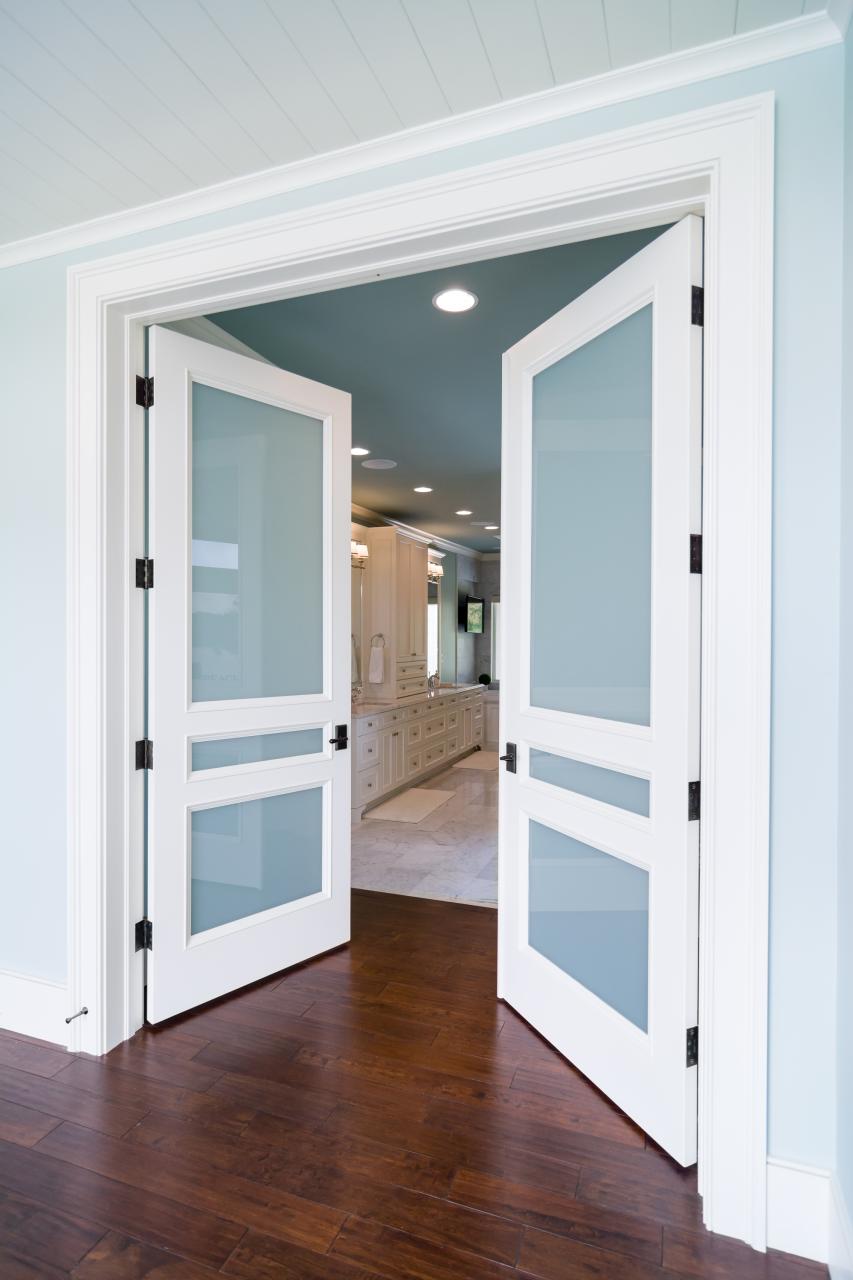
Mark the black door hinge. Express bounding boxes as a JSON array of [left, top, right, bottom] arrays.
[[690, 534, 702, 574], [686, 1025, 698, 1067], [135, 738, 154, 770], [688, 780, 701, 821], [135, 918, 153, 951], [136, 375, 154, 409], [135, 558, 154, 589], [329, 724, 348, 751], [691, 285, 704, 326], [499, 742, 517, 774]]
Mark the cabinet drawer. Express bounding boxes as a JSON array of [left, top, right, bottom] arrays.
[[357, 716, 382, 736], [406, 722, 422, 746], [423, 741, 447, 767], [407, 749, 423, 776], [474, 726, 484, 744], [357, 734, 380, 769], [397, 659, 427, 678], [359, 767, 381, 803], [397, 677, 427, 698], [443, 694, 458, 707], [381, 708, 407, 728], [446, 710, 459, 730], [423, 714, 446, 738], [446, 734, 459, 756], [407, 703, 426, 719]]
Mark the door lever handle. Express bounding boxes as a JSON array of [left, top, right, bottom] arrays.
[[329, 725, 349, 751], [500, 743, 517, 773]]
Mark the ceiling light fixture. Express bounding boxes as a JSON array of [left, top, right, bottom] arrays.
[[351, 446, 370, 456], [484, 524, 499, 531], [413, 486, 433, 493], [361, 458, 397, 470], [432, 287, 478, 314], [455, 509, 472, 516]]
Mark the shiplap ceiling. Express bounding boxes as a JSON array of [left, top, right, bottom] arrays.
[[0, 0, 834, 251]]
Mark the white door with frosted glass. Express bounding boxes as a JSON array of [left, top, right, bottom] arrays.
[[498, 216, 703, 1166], [146, 327, 351, 1023]]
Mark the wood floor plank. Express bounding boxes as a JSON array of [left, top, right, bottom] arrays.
[[72, 1230, 224, 1278], [223, 1229, 385, 1279], [0, 1097, 63, 1147], [449, 1168, 662, 1265], [0, 1038, 70, 1080], [51, 1060, 255, 1136], [0, 1242, 70, 1279], [330, 1215, 518, 1279], [0, 1065, 147, 1138], [36, 1122, 346, 1253], [0, 1189, 105, 1272], [0, 1137, 242, 1268], [518, 1226, 669, 1279]]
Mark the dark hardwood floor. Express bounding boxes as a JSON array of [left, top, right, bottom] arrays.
[[0, 890, 827, 1278]]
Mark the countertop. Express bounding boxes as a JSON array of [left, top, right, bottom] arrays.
[[352, 683, 486, 718]]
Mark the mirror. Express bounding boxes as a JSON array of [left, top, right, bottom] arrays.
[[351, 563, 364, 687]]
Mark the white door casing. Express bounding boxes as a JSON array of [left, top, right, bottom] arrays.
[[147, 327, 351, 1022], [499, 217, 703, 1166]]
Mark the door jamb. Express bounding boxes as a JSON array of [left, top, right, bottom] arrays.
[[66, 93, 774, 1251]]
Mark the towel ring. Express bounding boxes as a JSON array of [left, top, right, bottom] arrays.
[[371, 633, 386, 646]]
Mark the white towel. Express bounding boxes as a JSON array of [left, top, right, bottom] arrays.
[[368, 641, 384, 684]]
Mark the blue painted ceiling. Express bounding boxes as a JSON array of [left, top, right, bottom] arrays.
[[210, 226, 664, 550]]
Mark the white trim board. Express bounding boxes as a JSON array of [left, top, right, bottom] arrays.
[[830, 1173, 853, 1280], [66, 94, 774, 1250], [767, 1158, 831, 1264], [351, 503, 485, 561], [0, 11, 836, 271], [0, 970, 67, 1047]]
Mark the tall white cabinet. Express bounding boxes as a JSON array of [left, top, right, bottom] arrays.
[[363, 526, 429, 702]]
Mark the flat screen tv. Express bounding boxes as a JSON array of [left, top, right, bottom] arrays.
[[462, 596, 484, 634]]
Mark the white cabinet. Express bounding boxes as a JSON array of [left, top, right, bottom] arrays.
[[380, 724, 406, 792], [364, 527, 428, 702]]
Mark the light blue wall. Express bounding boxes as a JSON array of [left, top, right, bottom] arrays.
[[836, 23, 853, 1230], [0, 47, 845, 1173]]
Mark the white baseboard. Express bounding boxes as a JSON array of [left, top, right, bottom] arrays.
[[767, 1157, 831, 1263], [0, 969, 68, 1047], [830, 1174, 853, 1280]]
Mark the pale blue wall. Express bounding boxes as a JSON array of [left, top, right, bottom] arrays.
[[0, 47, 846, 1173], [835, 22, 853, 1231]]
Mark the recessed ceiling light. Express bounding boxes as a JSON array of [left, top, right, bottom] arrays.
[[351, 446, 370, 456], [455, 509, 472, 516], [413, 486, 433, 493], [432, 287, 478, 314], [484, 524, 499, 531], [362, 458, 397, 470]]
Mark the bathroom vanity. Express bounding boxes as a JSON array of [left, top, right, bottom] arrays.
[[351, 684, 484, 818]]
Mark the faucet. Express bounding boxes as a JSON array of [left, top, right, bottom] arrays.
[[428, 672, 439, 691]]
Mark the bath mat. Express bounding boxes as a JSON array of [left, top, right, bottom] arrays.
[[453, 751, 499, 771], [367, 788, 454, 823]]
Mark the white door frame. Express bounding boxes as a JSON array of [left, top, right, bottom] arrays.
[[66, 93, 774, 1250]]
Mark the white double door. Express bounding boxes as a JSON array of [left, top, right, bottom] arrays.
[[145, 216, 702, 1167], [146, 327, 352, 1023]]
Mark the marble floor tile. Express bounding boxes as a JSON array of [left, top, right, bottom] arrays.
[[353, 760, 498, 906]]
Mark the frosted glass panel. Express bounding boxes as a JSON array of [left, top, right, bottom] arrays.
[[192, 729, 324, 772], [191, 787, 323, 935], [530, 749, 649, 817], [191, 382, 323, 702], [528, 820, 649, 1031], [530, 306, 652, 725]]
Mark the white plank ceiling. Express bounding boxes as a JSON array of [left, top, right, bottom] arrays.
[[0, 0, 828, 249]]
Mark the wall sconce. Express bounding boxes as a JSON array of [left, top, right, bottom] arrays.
[[427, 560, 444, 580], [351, 540, 369, 563]]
